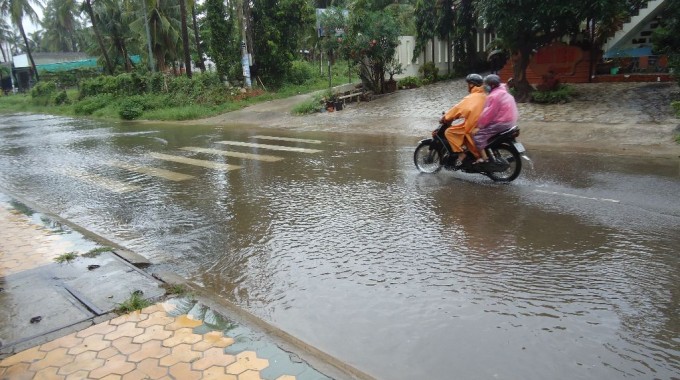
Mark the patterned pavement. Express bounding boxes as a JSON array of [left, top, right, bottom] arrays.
[[0, 198, 341, 380]]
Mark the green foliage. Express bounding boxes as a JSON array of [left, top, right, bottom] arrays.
[[74, 94, 114, 115], [31, 81, 58, 99], [54, 90, 69, 105], [55, 252, 78, 263], [531, 85, 576, 104], [418, 62, 439, 83], [398, 76, 422, 89], [342, 10, 400, 93], [413, 0, 437, 62], [287, 60, 317, 85], [205, 0, 240, 82], [41, 68, 100, 88], [292, 94, 324, 115], [251, 0, 315, 87], [672, 100, 680, 115], [81, 246, 114, 258], [118, 96, 147, 120], [116, 291, 152, 314]]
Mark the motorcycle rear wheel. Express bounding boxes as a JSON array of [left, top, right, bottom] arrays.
[[414, 141, 443, 173], [485, 143, 522, 182]]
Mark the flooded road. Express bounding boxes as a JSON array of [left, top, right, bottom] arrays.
[[1, 113, 679, 379]]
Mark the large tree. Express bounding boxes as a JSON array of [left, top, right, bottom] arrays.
[[0, 17, 10, 61], [652, 0, 680, 59], [250, 0, 314, 87], [41, 0, 81, 52], [1, 0, 44, 81], [477, 0, 587, 101], [81, 0, 114, 74], [413, 0, 436, 63], [178, 0, 191, 77], [204, 0, 238, 81], [342, 7, 400, 93]]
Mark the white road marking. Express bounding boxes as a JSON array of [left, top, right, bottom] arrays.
[[534, 189, 620, 203], [250, 135, 323, 144], [59, 169, 140, 193], [150, 152, 241, 171], [106, 161, 194, 181], [215, 140, 322, 153], [180, 147, 283, 162]]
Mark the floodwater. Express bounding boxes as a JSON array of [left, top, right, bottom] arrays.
[[1, 113, 679, 379]]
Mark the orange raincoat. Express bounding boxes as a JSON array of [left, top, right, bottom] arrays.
[[442, 86, 487, 158]]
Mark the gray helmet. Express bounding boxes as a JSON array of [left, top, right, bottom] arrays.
[[465, 73, 484, 86], [483, 74, 501, 89]]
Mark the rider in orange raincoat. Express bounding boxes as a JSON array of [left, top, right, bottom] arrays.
[[439, 74, 487, 166]]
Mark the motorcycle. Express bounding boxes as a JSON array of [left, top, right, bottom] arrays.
[[413, 120, 530, 182]]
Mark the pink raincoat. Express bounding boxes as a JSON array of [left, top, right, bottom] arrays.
[[474, 84, 519, 149]]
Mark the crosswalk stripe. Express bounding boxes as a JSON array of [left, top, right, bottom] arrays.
[[180, 147, 283, 162], [215, 140, 322, 153], [59, 168, 140, 193], [106, 161, 194, 181], [250, 135, 323, 144], [150, 152, 241, 171]]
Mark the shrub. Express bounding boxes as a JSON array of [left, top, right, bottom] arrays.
[[292, 94, 323, 115], [398, 76, 421, 89], [31, 81, 57, 99], [54, 90, 69, 105], [118, 96, 147, 120], [287, 60, 316, 85], [531, 84, 575, 104], [74, 94, 113, 115], [419, 62, 439, 83], [671, 100, 680, 115]]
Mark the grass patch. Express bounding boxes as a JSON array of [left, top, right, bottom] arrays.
[[0, 63, 361, 122], [82, 246, 114, 258], [116, 290, 152, 314], [292, 94, 323, 115], [675, 134, 680, 144], [531, 84, 576, 104], [54, 251, 78, 263], [162, 283, 189, 296]]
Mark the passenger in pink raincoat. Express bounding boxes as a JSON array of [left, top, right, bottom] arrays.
[[472, 74, 519, 163]]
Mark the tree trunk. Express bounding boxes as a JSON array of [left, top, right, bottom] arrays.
[[191, 5, 205, 72], [512, 45, 534, 103], [17, 21, 39, 82], [84, 0, 115, 75], [0, 41, 7, 62], [179, 0, 192, 78], [431, 37, 435, 63]]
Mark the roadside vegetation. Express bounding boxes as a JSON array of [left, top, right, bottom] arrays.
[[54, 251, 78, 263], [116, 290, 152, 314], [0, 61, 359, 121]]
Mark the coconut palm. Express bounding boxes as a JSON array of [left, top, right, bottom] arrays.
[[0, 17, 11, 61], [0, 0, 44, 81], [178, 0, 191, 77], [95, 0, 137, 71], [81, 0, 114, 74], [41, 0, 81, 52]]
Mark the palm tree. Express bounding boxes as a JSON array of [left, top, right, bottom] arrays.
[[178, 0, 191, 77], [0, 17, 11, 61], [0, 0, 44, 81], [81, 0, 114, 74], [95, 0, 136, 71], [41, 0, 81, 52]]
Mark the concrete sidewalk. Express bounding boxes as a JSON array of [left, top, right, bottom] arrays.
[[0, 196, 370, 380]]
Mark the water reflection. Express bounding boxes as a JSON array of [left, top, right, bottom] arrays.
[[0, 114, 678, 379]]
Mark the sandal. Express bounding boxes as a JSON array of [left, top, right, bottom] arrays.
[[473, 158, 487, 164]]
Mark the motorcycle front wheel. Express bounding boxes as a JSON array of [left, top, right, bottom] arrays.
[[414, 141, 443, 173], [486, 143, 522, 182]]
